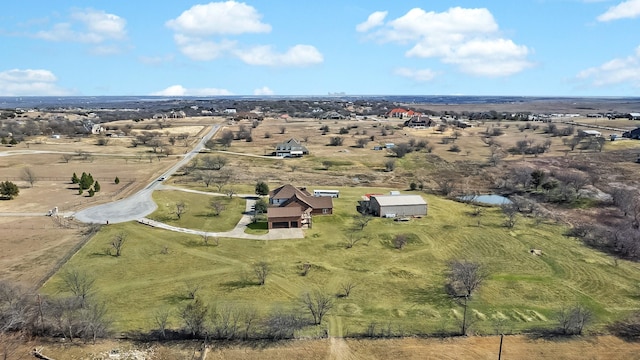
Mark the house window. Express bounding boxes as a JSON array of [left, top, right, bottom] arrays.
[[322, 208, 330, 214]]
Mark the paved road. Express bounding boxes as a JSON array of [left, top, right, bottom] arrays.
[[73, 125, 220, 224]]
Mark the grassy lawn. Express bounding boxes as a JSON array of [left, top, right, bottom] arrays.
[[42, 187, 640, 336], [147, 190, 245, 232]]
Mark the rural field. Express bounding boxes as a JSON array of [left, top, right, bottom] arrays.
[[4, 105, 640, 358]]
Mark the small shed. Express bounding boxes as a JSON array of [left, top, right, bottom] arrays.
[[368, 194, 427, 218]]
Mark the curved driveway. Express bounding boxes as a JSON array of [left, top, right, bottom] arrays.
[[73, 125, 220, 224]]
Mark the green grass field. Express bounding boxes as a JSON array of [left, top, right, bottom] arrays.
[[42, 187, 640, 336], [147, 190, 245, 232]]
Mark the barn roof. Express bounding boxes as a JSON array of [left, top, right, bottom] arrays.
[[371, 194, 427, 206]]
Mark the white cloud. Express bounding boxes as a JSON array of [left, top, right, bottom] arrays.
[[174, 35, 237, 61], [360, 7, 532, 77], [576, 46, 640, 87], [597, 0, 640, 21], [35, 8, 126, 43], [151, 85, 233, 96], [166, 1, 271, 35], [254, 86, 274, 95], [0, 69, 71, 96], [167, 2, 323, 66], [234, 44, 323, 67], [356, 11, 387, 32], [394, 67, 437, 82]]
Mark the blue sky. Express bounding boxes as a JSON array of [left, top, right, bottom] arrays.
[[0, 0, 639, 96]]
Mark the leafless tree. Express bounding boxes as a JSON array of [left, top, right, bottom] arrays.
[[21, 167, 37, 187], [218, 130, 234, 148], [213, 169, 234, 192], [209, 199, 226, 216], [556, 305, 592, 335], [501, 203, 518, 228], [202, 155, 227, 170], [111, 232, 126, 257], [436, 177, 457, 196], [393, 234, 409, 249], [60, 153, 73, 163], [197, 170, 216, 188], [345, 234, 363, 249], [174, 201, 187, 220], [354, 213, 373, 231], [447, 260, 486, 297], [339, 281, 357, 298], [180, 298, 208, 337], [184, 281, 200, 299], [153, 308, 170, 339], [254, 261, 270, 285], [301, 290, 334, 325], [279, 126, 286, 134], [61, 269, 95, 307]]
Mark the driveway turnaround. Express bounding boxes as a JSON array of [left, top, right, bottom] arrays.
[[73, 125, 220, 224]]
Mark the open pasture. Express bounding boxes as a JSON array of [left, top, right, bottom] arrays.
[[41, 186, 640, 335]]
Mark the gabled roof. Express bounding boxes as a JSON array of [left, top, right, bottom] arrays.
[[269, 184, 312, 200], [282, 193, 333, 210], [371, 194, 427, 206], [275, 138, 308, 152], [267, 206, 302, 219]]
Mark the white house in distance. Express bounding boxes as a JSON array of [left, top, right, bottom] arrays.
[[360, 193, 428, 218]]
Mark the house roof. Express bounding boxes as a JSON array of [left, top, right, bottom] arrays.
[[283, 193, 333, 210], [267, 207, 302, 219], [269, 184, 312, 200], [275, 138, 308, 152], [371, 194, 427, 207]]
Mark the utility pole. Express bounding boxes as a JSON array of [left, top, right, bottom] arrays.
[[498, 333, 504, 360]]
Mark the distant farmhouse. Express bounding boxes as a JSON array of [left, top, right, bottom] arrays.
[[623, 128, 640, 139], [274, 138, 309, 158], [386, 108, 421, 119], [267, 184, 333, 229], [630, 113, 640, 120], [403, 115, 436, 129], [359, 192, 427, 218]]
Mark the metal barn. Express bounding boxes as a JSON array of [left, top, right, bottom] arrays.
[[369, 195, 427, 218]]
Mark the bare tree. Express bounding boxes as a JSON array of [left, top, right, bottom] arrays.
[[60, 153, 73, 163], [174, 201, 187, 220], [197, 170, 216, 188], [61, 269, 95, 307], [354, 213, 373, 230], [345, 234, 363, 249], [393, 234, 409, 249], [209, 199, 226, 216], [501, 203, 518, 228], [556, 305, 592, 335], [180, 298, 208, 337], [447, 260, 486, 297], [339, 281, 357, 298], [153, 308, 170, 339], [436, 177, 457, 196], [254, 261, 270, 285], [384, 159, 396, 172], [215, 169, 235, 192], [184, 281, 200, 300], [218, 130, 234, 148], [202, 155, 227, 170], [301, 290, 334, 325], [111, 232, 126, 257], [21, 167, 37, 187]]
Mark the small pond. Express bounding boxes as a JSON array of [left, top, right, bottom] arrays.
[[458, 194, 513, 205]]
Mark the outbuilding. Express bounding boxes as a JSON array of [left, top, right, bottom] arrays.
[[368, 194, 427, 218]]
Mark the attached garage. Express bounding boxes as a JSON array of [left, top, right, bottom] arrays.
[[267, 207, 303, 229]]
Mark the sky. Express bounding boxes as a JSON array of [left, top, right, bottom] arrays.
[[0, 0, 639, 97]]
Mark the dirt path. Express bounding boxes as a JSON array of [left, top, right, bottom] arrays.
[[327, 316, 358, 360]]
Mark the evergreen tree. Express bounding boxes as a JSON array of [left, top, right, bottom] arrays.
[[0, 181, 19, 199], [255, 181, 269, 196], [88, 188, 95, 197], [114, 176, 120, 184], [94, 181, 101, 192], [71, 172, 79, 184]]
